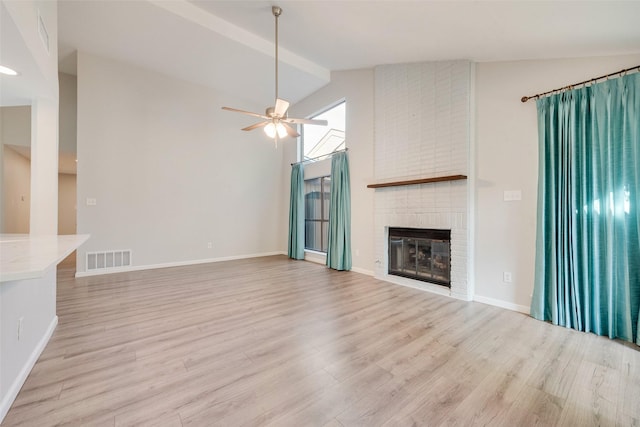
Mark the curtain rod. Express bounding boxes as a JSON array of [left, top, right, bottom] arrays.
[[291, 148, 348, 166], [520, 65, 640, 103]]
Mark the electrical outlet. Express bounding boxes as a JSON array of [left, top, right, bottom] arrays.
[[503, 272, 513, 283], [17, 317, 24, 341], [207, 242, 212, 249]]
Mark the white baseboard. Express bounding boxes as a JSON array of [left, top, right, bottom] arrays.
[[375, 274, 529, 315], [75, 251, 287, 278], [0, 315, 58, 423], [474, 295, 530, 315], [351, 266, 375, 276]]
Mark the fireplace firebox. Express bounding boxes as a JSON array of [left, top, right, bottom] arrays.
[[388, 228, 451, 287]]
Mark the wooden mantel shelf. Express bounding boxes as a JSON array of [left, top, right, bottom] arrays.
[[367, 174, 467, 189]]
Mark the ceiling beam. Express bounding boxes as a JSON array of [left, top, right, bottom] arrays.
[[148, 0, 330, 84]]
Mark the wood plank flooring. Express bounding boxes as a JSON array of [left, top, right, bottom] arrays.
[[4, 255, 639, 426]]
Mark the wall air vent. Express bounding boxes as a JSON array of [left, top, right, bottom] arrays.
[[38, 11, 49, 54], [86, 250, 132, 271]]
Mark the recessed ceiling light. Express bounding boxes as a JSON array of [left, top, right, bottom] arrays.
[[0, 65, 19, 76]]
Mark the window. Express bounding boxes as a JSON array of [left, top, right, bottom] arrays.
[[302, 102, 345, 162], [304, 176, 331, 252], [301, 101, 345, 253]]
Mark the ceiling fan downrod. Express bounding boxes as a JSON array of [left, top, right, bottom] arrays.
[[273, 6, 281, 102], [220, 5, 327, 144]]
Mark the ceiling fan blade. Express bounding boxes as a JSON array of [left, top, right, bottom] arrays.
[[242, 121, 268, 131], [284, 118, 328, 126], [222, 106, 268, 119], [282, 122, 300, 138], [274, 98, 290, 117]]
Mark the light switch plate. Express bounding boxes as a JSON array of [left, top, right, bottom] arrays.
[[86, 198, 97, 206], [504, 190, 522, 201]]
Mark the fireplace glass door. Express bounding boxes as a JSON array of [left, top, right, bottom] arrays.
[[388, 228, 451, 287]]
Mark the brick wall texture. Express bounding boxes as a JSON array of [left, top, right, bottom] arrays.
[[374, 61, 471, 299]]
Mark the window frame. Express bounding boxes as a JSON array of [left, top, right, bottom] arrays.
[[299, 100, 346, 163], [304, 175, 331, 253]]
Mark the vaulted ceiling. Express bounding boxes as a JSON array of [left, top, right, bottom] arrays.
[[56, 1, 640, 107]]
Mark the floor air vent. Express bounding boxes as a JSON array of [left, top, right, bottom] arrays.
[[86, 250, 132, 271]]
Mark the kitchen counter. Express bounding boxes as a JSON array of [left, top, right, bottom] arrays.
[[0, 234, 90, 282]]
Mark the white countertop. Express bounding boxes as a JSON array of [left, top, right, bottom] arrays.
[[0, 234, 90, 282]]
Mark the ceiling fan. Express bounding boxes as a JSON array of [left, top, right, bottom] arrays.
[[221, 6, 327, 146]]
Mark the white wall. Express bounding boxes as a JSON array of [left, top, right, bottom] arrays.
[[58, 173, 76, 235], [76, 52, 285, 272], [1, 146, 30, 233], [2, 0, 59, 94], [289, 54, 640, 313], [286, 69, 375, 274], [0, 268, 57, 422], [1, 106, 31, 148], [0, 2, 59, 420], [58, 72, 77, 238], [29, 97, 59, 235], [58, 73, 77, 155], [474, 54, 640, 311], [3, 0, 60, 236], [1, 106, 31, 233]]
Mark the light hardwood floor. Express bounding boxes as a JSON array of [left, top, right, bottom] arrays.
[[4, 255, 639, 426]]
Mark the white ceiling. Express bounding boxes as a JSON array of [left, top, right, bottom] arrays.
[[0, 1, 51, 107], [193, 0, 640, 68], [56, 0, 640, 107]]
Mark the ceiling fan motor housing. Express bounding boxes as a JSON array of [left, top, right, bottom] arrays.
[[266, 106, 277, 118]]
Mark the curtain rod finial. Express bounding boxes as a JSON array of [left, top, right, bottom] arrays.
[[521, 96, 529, 103]]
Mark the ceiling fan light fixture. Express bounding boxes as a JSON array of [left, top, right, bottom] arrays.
[[264, 122, 287, 139], [276, 122, 287, 138], [264, 122, 276, 138]]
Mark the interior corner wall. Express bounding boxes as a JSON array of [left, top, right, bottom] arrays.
[[474, 53, 640, 311], [76, 52, 285, 273], [287, 69, 375, 274]]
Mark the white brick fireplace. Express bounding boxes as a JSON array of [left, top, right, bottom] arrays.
[[373, 61, 473, 300]]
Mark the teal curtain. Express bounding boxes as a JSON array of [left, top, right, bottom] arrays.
[[288, 163, 305, 260], [326, 152, 352, 270], [531, 73, 640, 345]]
